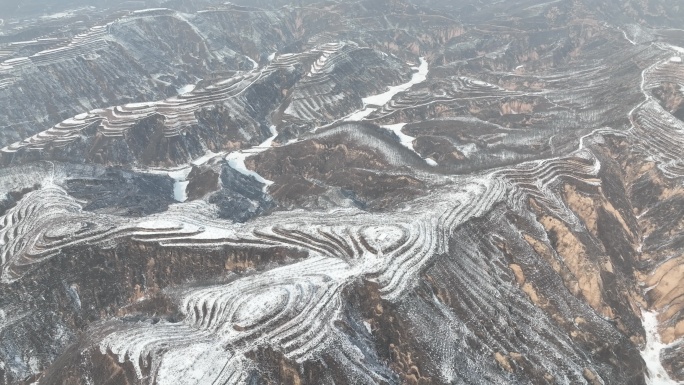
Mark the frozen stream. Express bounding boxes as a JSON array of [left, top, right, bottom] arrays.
[[225, 125, 278, 192], [343, 57, 436, 165], [345, 57, 428, 121], [172, 56, 431, 200], [222, 56, 430, 188], [168, 168, 191, 202], [380, 123, 438, 166], [167, 124, 278, 202], [641, 311, 682, 385]]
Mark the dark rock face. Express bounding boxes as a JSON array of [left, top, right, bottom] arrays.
[[65, 168, 176, 216], [1, 0, 684, 384], [207, 163, 274, 222]]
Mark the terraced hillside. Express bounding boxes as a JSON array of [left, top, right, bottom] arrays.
[[1, 0, 684, 384]]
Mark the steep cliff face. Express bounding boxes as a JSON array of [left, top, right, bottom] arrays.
[[1, 0, 684, 384]]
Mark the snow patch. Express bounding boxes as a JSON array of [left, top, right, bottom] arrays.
[[258, 125, 278, 149], [125, 101, 154, 108], [456, 143, 478, 157], [137, 219, 182, 230], [381, 122, 439, 166], [174, 181, 189, 202], [191, 150, 219, 166], [670, 56, 682, 63], [10, 40, 39, 46], [40, 11, 76, 20], [382, 123, 416, 151], [169, 169, 192, 202], [363, 321, 372, 334], [5, 57, 29, 64], [132, 8, 170, 14], [227, 152, 273, 188], [177, 84, 196, 95], [246, 55, 258, 69], [666, 44, 684, 55], [345, 107, 376, 121]]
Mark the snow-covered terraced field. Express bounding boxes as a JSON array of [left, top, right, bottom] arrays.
[[3, 1, 684, 384], [90, 176, 506, 382], [0, 49, 312, 156]]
